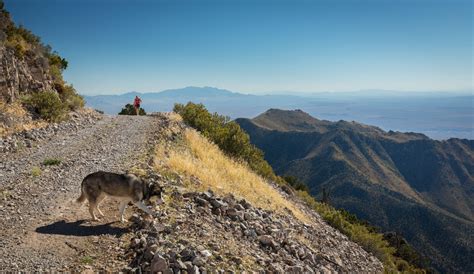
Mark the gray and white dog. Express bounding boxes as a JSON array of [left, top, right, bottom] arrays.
[[76, 171, 163, 222]]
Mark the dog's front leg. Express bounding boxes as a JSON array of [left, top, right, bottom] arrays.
[[119, 201, 129, 223], [134, 201, 153, 216]]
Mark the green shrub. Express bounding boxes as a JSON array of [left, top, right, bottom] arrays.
[[48, 53, 68, 70], [4, 22, 41, 59], [282, 176, 309, 192], [66, 93, 85, 110], [21, 86, 83, 122], [384, 232, 430, 270], [174, 102, 276, 180], [118, 103, 146, 115], [48, 52, 68, 86], [6, 24, 40, 45], [80, 255, 94, 265], [22, 91, 66, 122], [31, 166, 41, 177], [42, 158, 61, 166], [49, 64, 64, 84], [5, 34, 28, 58], [57, 84, 84, 111]]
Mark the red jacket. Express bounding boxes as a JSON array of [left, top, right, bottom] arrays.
[[134, 97, 142, 107]]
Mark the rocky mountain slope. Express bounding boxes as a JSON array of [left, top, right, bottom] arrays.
[[0, 112, 383, 272], [236, 109, 474, 272], [0, 44, 55, 103], [0, 5, 58, 103], [0, 3, 84, 137]]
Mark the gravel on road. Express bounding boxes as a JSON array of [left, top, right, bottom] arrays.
[[0, 113, 162, 271]]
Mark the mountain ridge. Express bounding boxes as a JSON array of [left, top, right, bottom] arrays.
[[84, 87, 474, 140], [236, 109, 474, 272]]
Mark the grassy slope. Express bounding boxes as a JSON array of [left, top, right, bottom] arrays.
[[155, 124, 310, 223]]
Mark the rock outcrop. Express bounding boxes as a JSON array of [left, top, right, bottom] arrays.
[[0, 46, 55, 102], [0, 7, 57, 103]]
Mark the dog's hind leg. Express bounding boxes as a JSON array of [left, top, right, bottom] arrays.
[[119, 201, 128, 223], [88, 201, 99, 221], [96, 194, 106, 217]]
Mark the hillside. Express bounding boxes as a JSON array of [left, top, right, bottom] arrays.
[[0, 112, 384, 272], [0, 3, 67, 103], [236, 109, 474, 272], [0, 2, 83, 135]]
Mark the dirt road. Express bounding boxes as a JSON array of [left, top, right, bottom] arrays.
[[0, 114, 161, 271]]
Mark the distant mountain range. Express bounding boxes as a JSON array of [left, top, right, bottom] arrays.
[[236, 109, 474, 272], [83, 86, 473, 140], [84, 86, 305, 118]]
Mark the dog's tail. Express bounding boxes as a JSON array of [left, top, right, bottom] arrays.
[[76, 185, 86, 203]]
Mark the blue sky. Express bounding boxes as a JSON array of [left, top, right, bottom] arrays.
[[4, 0, 473, 95]]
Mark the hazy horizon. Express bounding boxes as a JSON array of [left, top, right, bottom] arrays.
[[82, 86, 474, 97], [83, 86, 474, 140], [4, 0, 473, 96]]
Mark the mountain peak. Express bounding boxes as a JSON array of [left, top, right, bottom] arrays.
[[263, 108, 311, 116], [251, 108, 330, 132]]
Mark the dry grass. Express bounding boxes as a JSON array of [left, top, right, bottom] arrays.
[[167, 112, 183, 122], [0, 101, 47, 137], [155, 128, 310, 223]]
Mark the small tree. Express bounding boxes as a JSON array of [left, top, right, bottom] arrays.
[[282, 175, 309, 192], [321, 186, 331, 204], [118, 103, 146, 115]]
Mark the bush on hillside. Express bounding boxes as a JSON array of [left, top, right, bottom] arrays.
[[384, 232, 430, 270], [5, 33, 27, 58], [56, 83, 84, 111], [173, 102, 276, 180], [282, 175, 309, 192], [48, 53, 68, 71], [296, 190, 425, 273], [118, 103, 146, 115], [21, 85, 84, 122], [5, 24, 39, 45], [4, 23, 41, 59], [22, 91, 66, 122]]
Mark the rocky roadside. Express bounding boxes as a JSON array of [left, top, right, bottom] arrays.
[[0, 109, 102, 154], [126, 188, 384, 273]]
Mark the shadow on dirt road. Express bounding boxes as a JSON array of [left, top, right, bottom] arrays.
[[35, 220, 129, 237]]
